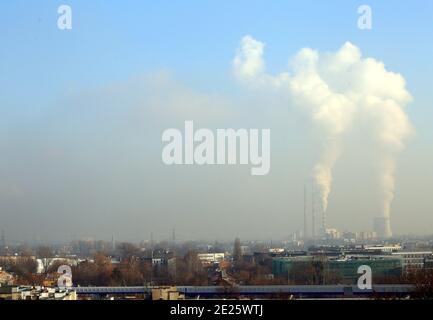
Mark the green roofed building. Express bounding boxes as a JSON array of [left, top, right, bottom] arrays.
[[272, 255, 403, 284]]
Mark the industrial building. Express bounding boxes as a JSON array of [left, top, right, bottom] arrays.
[[272, 255, 403, 284], [391, 251, 433, 272]]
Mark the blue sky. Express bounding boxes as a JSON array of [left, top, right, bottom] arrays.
[[0, 1, 432, 241], [1, 1, 432, 161], [1, 1, 432, 99]]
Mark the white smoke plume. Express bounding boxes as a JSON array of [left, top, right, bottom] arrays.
[[233, 35, 413, 217]]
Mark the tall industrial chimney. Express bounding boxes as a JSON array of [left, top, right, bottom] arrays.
[[303, 184, 308, 240], [374, 217, 392, 238]]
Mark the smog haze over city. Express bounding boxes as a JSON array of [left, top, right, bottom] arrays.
[[1, 0, 433, 244]]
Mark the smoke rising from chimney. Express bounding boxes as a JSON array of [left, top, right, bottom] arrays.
[[233, 36, 413, 219]]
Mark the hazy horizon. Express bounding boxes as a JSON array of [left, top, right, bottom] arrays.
[[1, 1, 433, 243]]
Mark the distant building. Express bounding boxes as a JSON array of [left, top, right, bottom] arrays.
[[253, 252, 273, 266], [240, 246, 250, 255], [273, 255, 403, 284], [0, 286, 21, 300], [268, 248, 285, 254], [391, 251, 433, 272], [152, 286, 184, 300], [325, 229, 341, 240], [341, 232, 357, 242], [22, 287, 77, 300], [197, 253, 225, 265], [364, 244, 402, 253], [0, 286, 77, 300], [152, 258, 164, 266], [356, 231, 377, 241]]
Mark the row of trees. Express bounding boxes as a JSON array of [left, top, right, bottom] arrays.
[[0, 256, 38, 284], [50, 251, 210, 287]]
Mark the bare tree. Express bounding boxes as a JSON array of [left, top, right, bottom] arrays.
[[175, 251, 208, 285], [36, 246, 53, 273]]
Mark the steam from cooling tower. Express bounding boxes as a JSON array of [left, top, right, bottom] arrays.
[[233, 36, 413, 220]]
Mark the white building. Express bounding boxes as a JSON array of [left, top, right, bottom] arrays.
[[269, 248, 285, 254], [364, 244, 402, 253], [197, 253, 225, 265], [152, 258, 164, 266], [20, 287, 77, 300]]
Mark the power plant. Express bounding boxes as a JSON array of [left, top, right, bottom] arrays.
[[303, 181, 394, 241]]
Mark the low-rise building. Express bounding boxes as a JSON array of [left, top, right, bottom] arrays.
[[0, 286, 77, 300], [152, 286, 184, 300], [197, 253, 225, 265], [0, 286, 21, 300], [364, 244, 402, 253], [269, 248, 285, 254], [391, 251, 433, 272], [20, 287, 77, 300], [356, 231, 377, 241], [325, 229, 341, 240]]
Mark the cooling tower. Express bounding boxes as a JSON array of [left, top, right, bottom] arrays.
[[374, 217, 392, 238]]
